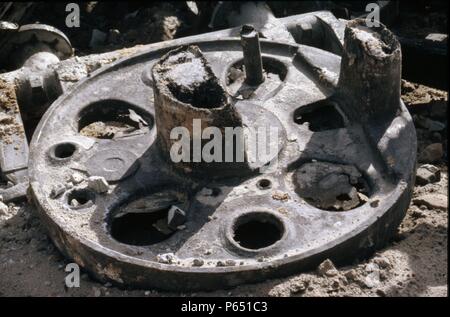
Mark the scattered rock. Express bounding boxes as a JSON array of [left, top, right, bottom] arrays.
[[375, 288, 387, 297], [87, 176, 109, 194], [416, 164, 441, 185], [344, 269, 358, 281], [330, 278, 341, 290], [167, 206, 186, 230], [413, 194, 447, 211], [358, 192, 370, 202], [317, 259, 339, 277], [290, 279, 309, 294], [364, 263, 379, 273], [0, 201, 8, 215], [0, 112, 13, 124], [156, 253, 175, 264], [370, 199, 380, 208], [153, 218, 172, 235], [425, 33, 448, 43], [225, 260, 236, 266], [272, 191, 290, 201], [70, 199, 80, 208], [419, 143, 443, 163], [401, 79, 416, 93], [363, 271, 381, 288], [108, 29, 121, 44], [411, 208, 427, 219], [70, 172, 84, 185], [186, 1, 199, 15], [192, 258, 204, 267], [50, 184, 66, 199], [294, 162, 367, 211]]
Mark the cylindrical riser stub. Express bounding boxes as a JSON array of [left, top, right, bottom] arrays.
[[151, 45, 244, 174], [241, 25, 265, 86], [338, 19, 402, 122]]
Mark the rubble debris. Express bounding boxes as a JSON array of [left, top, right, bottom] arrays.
[[272, 191, 290, 202], [185, 1, 199, 15], [49, 184, 65, 199], [192, 258, 204, 267], [413, 194, 447, 211], [416, 164, 441, 185], [373, 256, 392, 270], [0, 182, 28, 203], [294, 162, 369, 211], [0, 200, 8, 215], [113, 192, 180, 218], [419, 143, 443, 163], [363, 271, 381, 289], [87, 176, 109, 194], [79, 106, 150, 139], [167, 205, 186, 230], [317, 259, 339, 277], [289, 277, 310, 294], [80, 121, 136, 139], [401, 80, 447, 118], [152, 218, 173, 235], [107, 29, 121, 44], [156, 253, 175, 264], [70, 172, 84, 185], [425, 33, 448, 43]]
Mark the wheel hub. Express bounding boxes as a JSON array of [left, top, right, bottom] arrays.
[[29, 19, 417, 291]]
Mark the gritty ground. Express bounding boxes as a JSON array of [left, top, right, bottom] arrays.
[[0, 80, 447, 297]]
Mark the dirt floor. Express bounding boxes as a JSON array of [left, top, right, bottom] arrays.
[[0, 1, 448, 297]]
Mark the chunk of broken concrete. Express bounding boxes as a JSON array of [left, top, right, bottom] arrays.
[[364, 271, 381, 289], [87, 176, 109, 194], [317, 259, 339, 277], [413, 194, 447, 211], [416, 164, 441, 185]]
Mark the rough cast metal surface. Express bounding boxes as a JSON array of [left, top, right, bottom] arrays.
[[0, 23, 73, 202], [28, 18, 416, 291]]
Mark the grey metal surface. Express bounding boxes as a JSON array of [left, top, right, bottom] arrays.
[[27, 15, 416, 290]]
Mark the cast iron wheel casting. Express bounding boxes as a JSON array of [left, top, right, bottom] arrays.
[[29, 19, 417, 291]]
